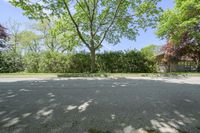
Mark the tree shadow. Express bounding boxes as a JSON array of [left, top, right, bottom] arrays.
[[88, 128, 112, 133], [0, 78, 200, 133]]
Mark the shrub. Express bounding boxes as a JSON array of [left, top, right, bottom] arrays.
[[38, 51, 70, 73], [67, 52, 91, 73], [0, 51, 24, 73], [23, 52, 40, 72]]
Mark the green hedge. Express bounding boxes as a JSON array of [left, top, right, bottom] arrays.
[[97, 51, 156, 73], [0, 50, 156, 73]]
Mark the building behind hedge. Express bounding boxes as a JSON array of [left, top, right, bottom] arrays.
[[156, 53, 197, 72]]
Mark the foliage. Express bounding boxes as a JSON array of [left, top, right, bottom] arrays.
[[141, 44, 160, 60], [43, 50, 156, 73], [23, 52, 40, 72], [156, 0, 200, 71], [157, 0, 200, 42], [0, 19, 79, 73], [0, 51, 24, 73], [1, 50, 156, 73], [160, 41, 179, 63], [33, 20, 74, 53], [0, 24, 7, 40], [97, 51, 124, 72], [5, 19, 22, 53], [0, 24, 8, 48], [18, 30, 41, 53], [67, 52, 91, 73], [10, 0, 162, 72], [38, 51, 70, 73], [0, 20, 24, 73]]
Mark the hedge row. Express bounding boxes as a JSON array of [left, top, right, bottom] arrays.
[[0, 50, 156, 73]]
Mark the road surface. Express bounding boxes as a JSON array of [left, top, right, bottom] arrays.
[[0, 77, 200, 133]]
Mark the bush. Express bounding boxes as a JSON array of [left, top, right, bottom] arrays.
[[38, 51, 70, 73], [0, 51, 24, 73], [23, 52, 40, 72], [67, 52, 91, 73]]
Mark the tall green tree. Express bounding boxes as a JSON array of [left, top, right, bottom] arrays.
[[11, 0, 162, 72], [157, 0, 200, 71]]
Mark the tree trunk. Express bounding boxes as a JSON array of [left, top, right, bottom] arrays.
[[197, 65, 200, 72], [197, 60, 200, 72], [90, 48, 96, 73], [168, 62, 171, 72], [194, 58, 200, 72]]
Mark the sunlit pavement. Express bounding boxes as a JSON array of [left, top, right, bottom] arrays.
[[0, 77, 200, 133]]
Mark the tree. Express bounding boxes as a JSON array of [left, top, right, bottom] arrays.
[[0, 24, 8, 48], [33, 20, 76, 53], [34, 20, 58, 52], [4, 19, 23, 54], [140, 44, 160, 72], [11, 0, 162, 72], [157, 0, 200, 71], [3, 19, 23, 71], [18, 30, 41, 53], [141, 44, 161, 60]]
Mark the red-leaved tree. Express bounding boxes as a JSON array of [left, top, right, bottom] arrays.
[[0, 24, 8, 48]]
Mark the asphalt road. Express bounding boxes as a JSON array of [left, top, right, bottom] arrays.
[[0, 78, 200, 133]]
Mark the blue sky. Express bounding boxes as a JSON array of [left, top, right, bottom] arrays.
[[0, 0, 174, 51]]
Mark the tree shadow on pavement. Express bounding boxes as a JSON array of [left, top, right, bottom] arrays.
[[0, 78, 200, 133]]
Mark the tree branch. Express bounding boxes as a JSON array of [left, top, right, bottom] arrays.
[[90, 0, 98, 38], [75, 0, 91, 21], [83, 0, 91, 15], [96, 0, 125, 49], [93, 8, 110, 37], [62, 0, 90, 48]]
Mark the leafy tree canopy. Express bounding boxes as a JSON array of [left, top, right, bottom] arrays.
[[156, 0, 200, 44], [18, 30, 41, 53], [156, 0, 200, 71], [10, 0, 163, 72]]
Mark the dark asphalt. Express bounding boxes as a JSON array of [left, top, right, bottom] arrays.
[[0, 78, 200, 133]]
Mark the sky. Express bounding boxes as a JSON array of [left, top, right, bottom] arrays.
[[0, 0, 175, 51]]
